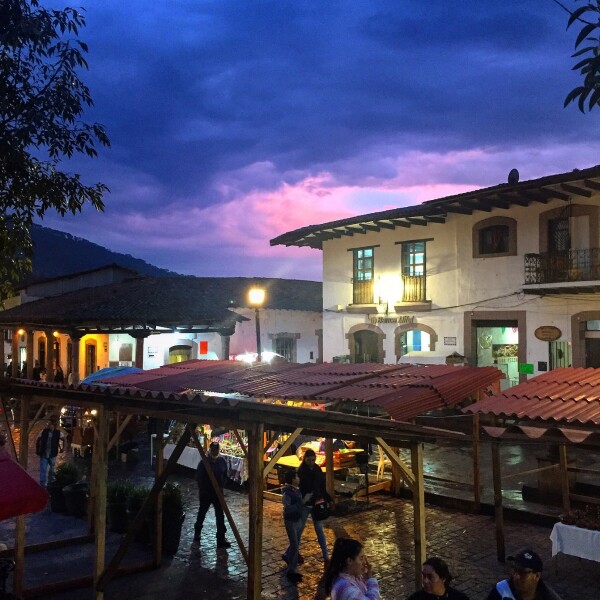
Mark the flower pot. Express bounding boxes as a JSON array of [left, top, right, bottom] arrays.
[[162, 511, 185, 555], [63, 482, 89, 518], [107, 501, 129, 534], [47, 482, 67, 513]]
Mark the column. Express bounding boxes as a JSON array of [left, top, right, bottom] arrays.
[[44, 329, 55, 382], [221, 334, 231, 360], [69, 331, 82, 385], [26, 330, 34, 379], [11, 329, 19, 377], [130, 332, 150, 369]]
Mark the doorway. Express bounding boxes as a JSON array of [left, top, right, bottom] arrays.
[[85, 342, 96, 377], [475, 321, 519, 390], [169, 345, 192, 364], [585, 338, 600, 368], [549, 341, 571, 370], [353, 330, 380, 363]]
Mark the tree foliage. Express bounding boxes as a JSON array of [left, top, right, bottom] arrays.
[[564, 1, 600, 112], [0, 0, 109, 301]]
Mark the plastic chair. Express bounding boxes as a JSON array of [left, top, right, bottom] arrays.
[[377, 445, 392, 480]]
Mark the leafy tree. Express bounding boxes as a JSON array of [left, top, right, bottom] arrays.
[[0, 0, 109, 301], [562, 1, 600, 112]]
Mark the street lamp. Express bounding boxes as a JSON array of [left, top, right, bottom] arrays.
[[248, 288, 265, 363]]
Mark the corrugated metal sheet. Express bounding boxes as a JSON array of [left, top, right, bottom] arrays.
[[464, 367, 600, 426], [99, 360, 502, 421]]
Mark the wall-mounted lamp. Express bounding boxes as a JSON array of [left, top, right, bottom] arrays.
[[377, 297, 389, 315]]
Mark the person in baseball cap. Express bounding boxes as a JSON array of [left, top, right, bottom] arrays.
[[486, 548, 561, 600]]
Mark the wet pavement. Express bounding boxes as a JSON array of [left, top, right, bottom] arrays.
[[1, 423, 599, 599]]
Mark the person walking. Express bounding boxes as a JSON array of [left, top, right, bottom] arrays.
[[486, 549, 561, 600], [407, 557, 469, 600], [281, 469, 306, 584], [192, 441, 231, 550], [325, 537, 380, 600], [297, 448, 332, 565], [35, 418, 64, 487]]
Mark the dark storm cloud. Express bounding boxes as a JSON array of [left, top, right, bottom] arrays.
[[41, 0, 599, 278]]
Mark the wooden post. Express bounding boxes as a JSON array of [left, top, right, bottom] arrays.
[[390, 445, 402, 496], [325, 437, 334, 500], [472, 412, 481, 511], [93, 405, 108, 600], [26, 330, 34, 379], [13, 397, 29, 598], [153, 419, 164, 568], [411, 442, 426, 590], [559, 443, 571, 514], [11, 329, 20, 377], [491, 441, 505, 562], [247, 423, 264, 600]]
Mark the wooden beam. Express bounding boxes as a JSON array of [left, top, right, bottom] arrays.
[[411, 442, 426, 590], [325, 438, 334, 500], [374, 221, 396, 230], [444, 204, 473, 215], [425, 215, 446, 224], [27, 402, 47, 436], [93, 405, 108, 600], [559, 443, 571, 514], [376, 437, 416, 489], [97, 427, 192, 591], [472, 412, 481, 512], [584, 178, 600, 191], [361, 223, 380, 232], [153, 419, 164, 568], [263, 428, 302, 480], [389, 219, 411, 228], [13, 397, 29, 599], [406, 217, 428, 226], [189, 428, 248, 564], [491, 442, 505, 562], [560, 182, 593, 198], [233, 429, 249, 459], [539, 187, 569, 201], [107, 414, 133, 451], [247, 423, 265, 600]]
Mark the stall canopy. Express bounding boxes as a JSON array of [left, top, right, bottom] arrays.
[[463, 367, 600, 426], [91, 359, 503, 421], [0, 447, 48, 521]]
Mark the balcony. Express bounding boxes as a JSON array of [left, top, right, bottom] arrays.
[[524, 249, 600, 292], [352, 280, 374, 304]]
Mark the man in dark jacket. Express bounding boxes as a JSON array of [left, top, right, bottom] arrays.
[[486, 549, 562, 600], [192, 441, 231, 550], [36, 418, 64, 486]]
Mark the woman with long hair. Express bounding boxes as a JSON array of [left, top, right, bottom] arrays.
[[325, 537, 380, 600], [297, 448, 332, 564], [406, 557, 469, 600]]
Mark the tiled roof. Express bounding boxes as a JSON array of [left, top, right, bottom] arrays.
[[0, 276, 322, 331], [270, 165, 600, 248], [99, 359, 503, 421], [463, 367, 600, 426]]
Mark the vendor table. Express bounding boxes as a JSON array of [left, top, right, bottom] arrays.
[[550, 522, 600, 562], [162, 443, 248, 485], [275, 450, 362, 471]]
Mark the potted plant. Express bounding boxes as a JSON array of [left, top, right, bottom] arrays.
[[107, 480, 133, 533], [47, 462, 79, 512], [126, 484, 151, 543], [161, 482, 185, 555]]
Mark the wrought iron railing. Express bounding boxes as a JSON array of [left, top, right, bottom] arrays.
[[524, 248, 600, 284], [352, 279, 374, 304], [402, 274, 426, 302]]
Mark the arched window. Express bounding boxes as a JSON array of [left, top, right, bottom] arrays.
[[473, 217, 517, 258], [394, 324, 438, 362]]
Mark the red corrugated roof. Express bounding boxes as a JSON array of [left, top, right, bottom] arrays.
[[464, 367, 600, 426], [100, 360, 502, 421]]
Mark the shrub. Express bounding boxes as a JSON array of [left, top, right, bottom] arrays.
[[162, 482, 183, 516], [107, 480, 134, 504], [49, 462, 79, 488], [126, 485, 150, 512]]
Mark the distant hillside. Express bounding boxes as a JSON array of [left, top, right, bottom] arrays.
[[28, 224, 178, 281]]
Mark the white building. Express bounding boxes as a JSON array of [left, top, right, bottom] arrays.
[[272, 165, 600, 388], [0, 268, 322, 383]]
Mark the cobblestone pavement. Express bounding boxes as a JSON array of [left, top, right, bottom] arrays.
[[1, 423, 598, 599]]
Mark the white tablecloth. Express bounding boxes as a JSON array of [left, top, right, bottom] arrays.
[[162, 444, 248, 484], [550, 522, 600, 562]]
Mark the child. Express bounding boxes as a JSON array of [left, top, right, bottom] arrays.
[[281, 469, 305, 584]]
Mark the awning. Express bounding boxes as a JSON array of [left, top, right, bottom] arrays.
[[0, 448, 48, 521]]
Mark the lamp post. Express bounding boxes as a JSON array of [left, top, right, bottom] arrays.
[[248, 288, 265, 363]]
